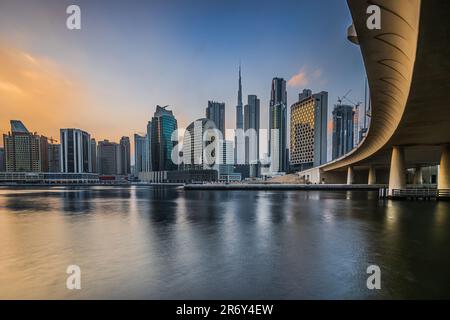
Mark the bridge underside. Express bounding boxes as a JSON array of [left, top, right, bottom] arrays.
[[309, 0, 450, 194]]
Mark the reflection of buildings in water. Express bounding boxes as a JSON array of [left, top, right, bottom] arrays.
[[60, 189, 91, 213]]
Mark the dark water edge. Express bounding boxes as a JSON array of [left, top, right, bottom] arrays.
[[0, 186, 449, 299]]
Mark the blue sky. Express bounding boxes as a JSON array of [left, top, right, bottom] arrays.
[[0, 0, 366, 159]]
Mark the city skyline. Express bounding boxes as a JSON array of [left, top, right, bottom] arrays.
[[0, 0, 366, 156]]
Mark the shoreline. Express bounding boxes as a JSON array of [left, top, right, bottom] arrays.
[[184, 184, 387, 191]]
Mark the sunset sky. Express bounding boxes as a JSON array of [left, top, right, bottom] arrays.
[[0, 0, 366, 159]]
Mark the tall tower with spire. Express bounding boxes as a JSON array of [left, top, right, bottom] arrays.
[[236, 64, 243, 129], [235, 64, 244, 164]]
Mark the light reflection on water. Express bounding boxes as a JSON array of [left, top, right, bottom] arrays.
[[0, 186, 449, 299]]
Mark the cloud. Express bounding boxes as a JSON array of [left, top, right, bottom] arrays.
[[287, 68, 309, 87], [287, 67, 324, 88]]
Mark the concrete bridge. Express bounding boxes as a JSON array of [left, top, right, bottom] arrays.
[[300, 0, 450, 196]]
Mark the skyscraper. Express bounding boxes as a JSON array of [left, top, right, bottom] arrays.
[[3, 120, 42, 172], [97, 140, 121, 175], [151, 105, 178, 171], [60, 128, 92, 173], [48, 143, 61, 172], [236, 65, 243, 130], [235, 65, 244, 164], [182, 118, 217, 170], [244, 94, 260, 164], [269, 78, 288, 172], [206, 101, 225, 138], [90, 139, 97, 173], [134, 134, 147, 176], [290, 89, 328, 170], [39, 136, 49, 172], [145, 121, 152, 172], [119, 136, 131, 175], [332, 104, 355, 160]]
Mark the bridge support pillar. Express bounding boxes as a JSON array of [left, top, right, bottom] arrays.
[[388, 146, 406, 196], [347, 166, 354, 185], [438, 144, 450, 190], [413, 166, 423, 185], [368, 166, 376, 185]]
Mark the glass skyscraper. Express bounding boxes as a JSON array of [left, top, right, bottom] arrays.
[[206, 101, 225, 138], [244, 94, 260, 165], [269, 77, 287, 172], [151, 105, 178, 171]]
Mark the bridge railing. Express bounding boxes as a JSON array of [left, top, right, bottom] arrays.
[[392, 188, 437, 198], [391, 189, 450, 199], [438, 189, 450, 198]]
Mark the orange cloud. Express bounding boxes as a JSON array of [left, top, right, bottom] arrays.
[[0, 43, 87, 143], [287, 67, 323, 88], [287, 68, 308, 87]]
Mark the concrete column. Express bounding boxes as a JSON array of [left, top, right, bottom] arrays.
[[413, 165, 423, 185], [438, 144, 450, 190], [347, 166, 354, 185], [368, 166, 376, 185], [388, 146, 406, 196]]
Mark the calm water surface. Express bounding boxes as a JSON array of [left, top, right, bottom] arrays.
[[0, 186, 449, 299]]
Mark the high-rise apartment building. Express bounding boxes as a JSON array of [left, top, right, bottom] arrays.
[[60, 128, 92, 173], [269, 78, 288, 172], [290, 89, 328, 170], [119, 136, 131, 175], [151, 105, 177, 171], [332, 104, 355, 160], [3, 120, 43, 172]]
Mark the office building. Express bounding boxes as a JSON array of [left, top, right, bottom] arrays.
[[151, 105, 178, 171], [3, 120, 43, 172], [97, 140, 121, 175], [182, 118, 217, 170], [206, 101, 225, 138], [244, 94, 260, 165], [332, 104, 355, 160], [60, 128, 92, 173], [269, 78, 287, 172], [290, 89, 328, 170]]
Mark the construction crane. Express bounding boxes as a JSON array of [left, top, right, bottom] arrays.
[[337, 90, 352, 105], [48, 137, 58, 144]]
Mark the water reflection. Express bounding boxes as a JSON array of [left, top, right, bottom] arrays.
[[0, 186, 449, 299]]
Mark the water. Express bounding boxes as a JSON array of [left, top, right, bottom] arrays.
[[0, 186, 449, 299]]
